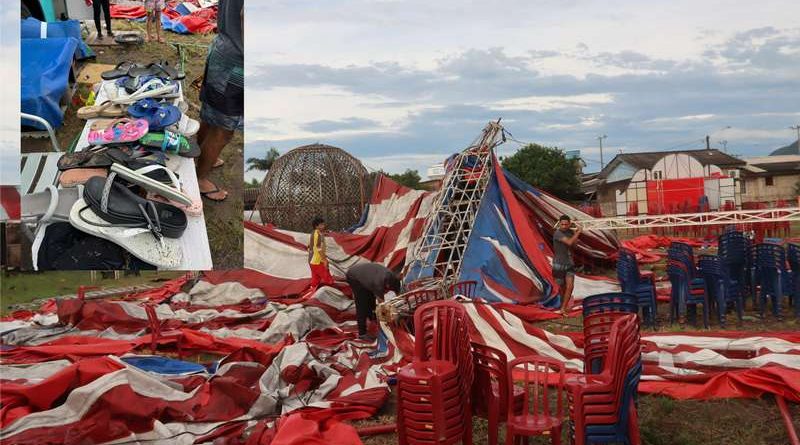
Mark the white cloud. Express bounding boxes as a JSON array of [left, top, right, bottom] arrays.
[[490, 93, 614, 112]]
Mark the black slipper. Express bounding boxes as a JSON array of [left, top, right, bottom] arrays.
[[200, 185, 228, 202], [101, 61, 139, 80]]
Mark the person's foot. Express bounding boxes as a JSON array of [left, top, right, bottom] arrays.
[[213, 158, 224, 168], [158, 36, 165, 43], [108, 30, 115, 37], [145, 34, 150, 42], [97, 33, 103, 40], [358, 333, 377, 342], [199, 178, 228, 202]]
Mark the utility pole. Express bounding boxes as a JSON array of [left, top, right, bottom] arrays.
[[705, 135, 711, 150], [791, 125, 800, 153], [597, 135, 607, 169], [720, 140, 728, 152]]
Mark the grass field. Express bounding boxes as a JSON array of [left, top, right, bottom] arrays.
[[356, 394, 800, 445], [0, 270, 184, 313]]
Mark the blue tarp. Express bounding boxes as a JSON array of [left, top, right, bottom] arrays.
[[121, 355, 209, 375], [21, 37, 78, 130], [161, 13, 192, 34], [458, 171, 554, 304], [20, 18, 93, 60]]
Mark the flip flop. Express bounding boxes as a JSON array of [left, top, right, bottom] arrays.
[[127, 99, 180, 132], [59, 146, 165, 171], [88, 118, 149, 145], [165, 113, 200, 137], [69, 198, 183, 269], [76, 101, 127, 119], [140, 131, 201, 158], [83, 174, 187, 239], [59, 168, 108, 187], [213, 158, 224, 168], [147, 193, 203, 217], [111, 78, 179, 105], [200, 184, 228, 202], [128, 61, 185, 80], [110, 163, 192, 206], [58, 146, 113, 170], [100, 61, 140, 80]]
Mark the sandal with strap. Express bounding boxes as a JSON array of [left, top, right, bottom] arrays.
[[88, 118, 149, 145], [139, 130, 201, 157]]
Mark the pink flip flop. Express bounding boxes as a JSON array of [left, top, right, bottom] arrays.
[[87, 118, 149, 145]]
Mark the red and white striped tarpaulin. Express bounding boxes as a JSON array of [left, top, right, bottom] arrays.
[[2, 277, 798, 444]]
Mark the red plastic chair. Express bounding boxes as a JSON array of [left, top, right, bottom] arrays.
[[505, 355, 566, 445], [449, 280, 478, 298], [471, 342, 525, 445], [397, 360, 465, 444], [414, 301, 474, 376], [397, 300, 474, 445], [566, 315, 641, 445]]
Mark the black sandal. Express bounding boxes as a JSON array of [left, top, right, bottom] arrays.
[[200, 184, 228, 202]]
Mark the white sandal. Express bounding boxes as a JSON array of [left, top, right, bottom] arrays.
[[109, 163, 192, 206], [111, 78, 180, 105]]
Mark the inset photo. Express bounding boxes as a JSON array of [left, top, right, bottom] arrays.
[[18, 0, 243, 270]]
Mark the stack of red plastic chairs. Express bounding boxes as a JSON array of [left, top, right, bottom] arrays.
[[397, 301, 473, 445], [566, 293, 642, 445]]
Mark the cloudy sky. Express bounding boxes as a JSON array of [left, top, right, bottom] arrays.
[[244, 0, 800, 182], [0, 5, 19, 185]]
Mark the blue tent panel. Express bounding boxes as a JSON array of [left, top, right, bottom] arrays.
[[21, 18, 93, 59], [122, 355, 208, 375], [21, 37, 78, 130]]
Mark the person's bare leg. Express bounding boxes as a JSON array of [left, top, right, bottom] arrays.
[[145, 14, 151, 41], [196, 124, 233, 200], [197, 121, 209, 146], [156, 12, 164, 43], [561, 274, 575, 314]]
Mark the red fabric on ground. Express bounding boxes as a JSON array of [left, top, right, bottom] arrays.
[[0, 356, 125, 428], [265, 411, 363, 445], [638, 365, 800, 402], [110, 5, 146, 19]]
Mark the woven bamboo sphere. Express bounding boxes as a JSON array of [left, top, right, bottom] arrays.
[[256, 144, 370, 232]]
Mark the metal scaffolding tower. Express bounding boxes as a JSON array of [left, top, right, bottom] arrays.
[[403, 121, 506, 290]]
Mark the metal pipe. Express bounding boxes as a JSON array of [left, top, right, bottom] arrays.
[[21, 113, 62, 152]]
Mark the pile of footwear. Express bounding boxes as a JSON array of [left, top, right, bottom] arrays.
[[24, 61, 202, 270]]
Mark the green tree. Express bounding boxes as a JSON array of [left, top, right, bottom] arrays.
[[244, 178, 261, 189], [246, 147, 280, 172], [388, 169, 423, 189], [501, 143, 581, 199]]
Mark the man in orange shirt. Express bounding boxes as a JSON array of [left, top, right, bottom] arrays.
[[308, 217, 334, 289]]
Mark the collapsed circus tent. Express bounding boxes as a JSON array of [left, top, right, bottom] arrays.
[[243, 132, 620, 304]]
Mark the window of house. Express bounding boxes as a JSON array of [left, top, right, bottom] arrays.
[[765, 176, 774, 186], [740, 179, 746, 194]]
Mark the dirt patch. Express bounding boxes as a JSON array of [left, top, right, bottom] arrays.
[[23, 20, 242, 269], [356, 388, 799, 445]]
